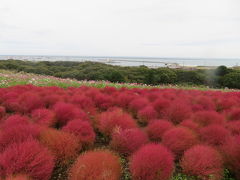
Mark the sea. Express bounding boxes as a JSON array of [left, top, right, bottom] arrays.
[[0, 55, 240, 68]]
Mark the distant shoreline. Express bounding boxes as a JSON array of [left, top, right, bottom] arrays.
[[0, 55, 240, 68]]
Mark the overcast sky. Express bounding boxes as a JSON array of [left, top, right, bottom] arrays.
[[0, 0, 240, 58]]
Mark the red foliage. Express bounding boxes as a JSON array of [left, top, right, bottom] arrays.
[[130, 143, 174, 180], [31, 108, 56, 127], [179, 119, 200, 133], [164, 101, 192, 124], [93, 93, 113, 110], [162, 127, 199, 158], [221, 136, 240, 178], [225, 121, 240, 135], [0, 124, 40, 152], [128, 97, 149, 113], [146, 120, 174, 142], [216, 97, 238, 112], [98, 108, 137, 136], [17, 92, 44, 113], [1, 115, 29, 128], [69, 150, 121, 180], [5, 174, 31, 180], [110, 128, 148, 155], [191, 96, 215, 112], [69, 94, 95, 111], [200, 125, 231, 147], [39, 128, 81, 165], [192, 111, 225, 127], [152, 98, 170, 118], [181, 145, 223, 180], [62, 119, 96, 147], [53, 102, 88, 126], [0, 140, 54, 180], [137, 105, 158, 124], [227, 108, 240, 121], [43, 94, 63, 107], [114, 92, 136, 109], [0, 106, 6, 119]]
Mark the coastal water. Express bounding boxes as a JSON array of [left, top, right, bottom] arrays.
[[0, 55, 240, 68]]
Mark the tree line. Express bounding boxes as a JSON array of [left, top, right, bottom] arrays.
[[0, 59, 240, 88]]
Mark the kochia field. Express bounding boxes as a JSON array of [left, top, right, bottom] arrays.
[[0, 85, 239, 180]]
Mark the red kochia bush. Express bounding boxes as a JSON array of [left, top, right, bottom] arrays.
[[200, 125, 231, 147], [192, 111, 225, 127], [0, 140, 54, 180], [146, 120, 174, 142], [0, 106, 6, 119], [164, 101, 191, 124], [128, 97, 149, 113], [16, 92, 44, 113], [179, 119, 200, 133], [2, 114, 29, 128], [227, 108, 240, 121], [181, 145, 223, 180], [153, 98, 170, 118], [191, 96, 215, 112], [5, 174, 31, 180], [53, 102, 88, 126], [162, 127, 199, 158], [62, 119, 96, 147], [114, 92, 135, 109], [31, 108, 56, 127], [221, 136, 240, 178], [98, 108, 137, 136], [39, 128, 81, 165], [69, 150, 121, 180], [225, 121, 240, 135], [0, 124, 40, 152], [110, 128, 148, 155], [130, 144, 174, 180], [137, 105, 158, 124]]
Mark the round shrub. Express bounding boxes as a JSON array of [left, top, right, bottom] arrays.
[[17, 92, 44, 113], [128, 98, 149, 113], [0, 140, 54, 180], [31, 108, 56, 127], [164, 101, 191, 124], [179, 119, 200, 133], [200, 125, 231, 147], [39, 128, 81, 165], [130, 144, 174, 180], [5, 174, 31, 180], [225, 121, 240, 135], [69, 150, 121, 180], [0, 124, 40, 152], [2, 114, 29, 128], [98, 108, 137, 136], [191, 96, 215, 112], [114, 92, 135, 109], [152, 98, 170, 117], [137, 105, 158, 124], [53, 102, 88, 126], [181, 145, 223, 180], [192, 111, 225, 127], [146, 120, 173, 142], [0, 106, 6, 119], [227, 108, 240, 121], [110, 128, 148, 155], [62, 119, 96, 147], [162, 127, 199, 158], [221, 136, 240, 178]]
